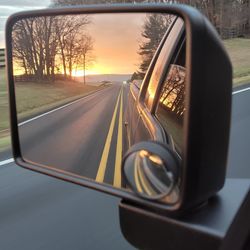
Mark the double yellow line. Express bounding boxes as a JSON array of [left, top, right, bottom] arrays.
[[96, 86, 123, 188], [134, 154, 156, 196]]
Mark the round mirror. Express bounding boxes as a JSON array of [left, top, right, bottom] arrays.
[[122, 141, 180, 204]]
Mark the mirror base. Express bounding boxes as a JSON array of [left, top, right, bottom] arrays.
[[119, 178, 250, 250]]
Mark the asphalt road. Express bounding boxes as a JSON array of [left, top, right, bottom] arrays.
[[0, 84, 249, 249], [18, 83, 128, 187], [227, 84, 250, 178], [0, 162, 134, 250]]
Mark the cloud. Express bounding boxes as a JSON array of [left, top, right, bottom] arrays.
[[0, 0, 51, 7], [0, 1, 51, 47]]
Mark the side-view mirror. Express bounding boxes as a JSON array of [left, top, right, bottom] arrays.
[[6, 4, 232, 215]]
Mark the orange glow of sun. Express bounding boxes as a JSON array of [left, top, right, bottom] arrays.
[[72, 64, 114, 76], [72, 69, 99, 77]]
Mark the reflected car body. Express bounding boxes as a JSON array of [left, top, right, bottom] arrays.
[[125, 17, 184, 155]]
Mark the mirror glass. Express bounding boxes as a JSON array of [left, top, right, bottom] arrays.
[[11, 12, 184, 192], [123, 148, 179, 203]]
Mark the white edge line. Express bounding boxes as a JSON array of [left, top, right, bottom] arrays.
[[232, 87, 250, 95], [0, 158, 14, 166], [18, 88, 105, 126]]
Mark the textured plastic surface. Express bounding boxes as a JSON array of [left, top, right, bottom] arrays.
[[120, 179, 250, 250]]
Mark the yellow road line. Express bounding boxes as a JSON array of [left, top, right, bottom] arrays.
[[96, 88, 122, 183], [134, 154, 143, 193], [126, 119, 131, 149], [113, 87, 123, 188], [137, 160, 155, 196]]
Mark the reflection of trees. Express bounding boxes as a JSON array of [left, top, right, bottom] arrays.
[[136, 14, 173, 79], [75, 35, 94, 84], [13, 17, 57, 78], [160, 65, 185, 121], [12, 15, 93, 81]]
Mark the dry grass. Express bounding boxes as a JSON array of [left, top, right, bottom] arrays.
[[224, 38, 250, 86], [15, 80, 103, 120]]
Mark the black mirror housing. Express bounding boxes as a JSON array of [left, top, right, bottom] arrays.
[[181, 13, 232, 210], [6, 4, 232, 214]]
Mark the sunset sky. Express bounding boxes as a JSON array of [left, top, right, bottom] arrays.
[[82, 13, 146, 75], [1, 1, 148, 76], [12, 13, 147, 76]]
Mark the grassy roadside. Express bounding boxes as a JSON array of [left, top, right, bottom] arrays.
[[15, 81, 104, 121], [0, 68, 10, 152], [224, 38, 250, 86], [0, 130, 11, 152], [0, 69, 105, 151]]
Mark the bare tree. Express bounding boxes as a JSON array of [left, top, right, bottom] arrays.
[[12, 14, 93, 82], [54, 15, 90, 78], [75, 34, 94, 84], [160, 65, 186, 120]]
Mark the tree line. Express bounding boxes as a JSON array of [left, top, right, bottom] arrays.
[[53, 0, 250, 39], [53, 0, 250, 80], [183, 0, 250, 39], [13, 15, 93, 82]]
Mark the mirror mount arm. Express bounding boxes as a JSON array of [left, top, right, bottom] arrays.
[[119, 179, 250, 250], [119, 199, 222, 250]]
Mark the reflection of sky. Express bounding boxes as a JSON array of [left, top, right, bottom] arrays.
[[88, 14, 145, 74], [0, 0, 51, 48], [11, 12, 146, 75], [2, 3, 147, 75]]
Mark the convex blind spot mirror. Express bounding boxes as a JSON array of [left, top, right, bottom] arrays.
[[122, 141, 180, 204], [6, 4, 232, 214]]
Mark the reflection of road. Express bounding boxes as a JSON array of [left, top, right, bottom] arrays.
[[18, 83, 128, 187]]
